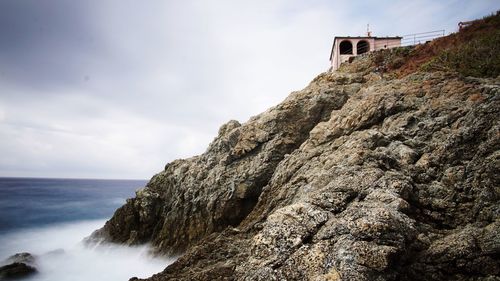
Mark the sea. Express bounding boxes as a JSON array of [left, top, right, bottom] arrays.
[[0, 177, 173, 281]]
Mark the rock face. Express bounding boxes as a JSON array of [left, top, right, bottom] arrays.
[[0, 253, 37, 280], [0, 263, 37, 280], [91, 76, 348, 254], [3, 253, 35, 266], [92, 14, 500, 281]]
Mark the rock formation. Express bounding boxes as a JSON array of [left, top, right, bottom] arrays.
[[0, 253, 37, 280], [90, 12, 500, 281]]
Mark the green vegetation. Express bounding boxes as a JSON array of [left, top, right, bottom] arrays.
[[422, 30, 500, 78]]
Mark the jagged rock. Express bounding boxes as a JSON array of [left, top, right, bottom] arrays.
[[2, 253, 35, 266], [91, 14, 500, 281], [89, 72, 351, 255], [0, 252, 38, 280], [0, 263, 37, 280]]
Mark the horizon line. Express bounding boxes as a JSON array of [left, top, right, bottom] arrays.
[[0, 176, 149, 181]]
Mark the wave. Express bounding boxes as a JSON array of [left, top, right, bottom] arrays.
[[0, 220, 173, 281]]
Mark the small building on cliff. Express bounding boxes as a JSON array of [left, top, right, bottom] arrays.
[[329, 36, 402, 71]]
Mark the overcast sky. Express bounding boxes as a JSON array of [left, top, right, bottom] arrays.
[[0, 0, 497, 179]]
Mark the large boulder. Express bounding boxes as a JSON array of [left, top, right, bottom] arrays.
[[0, 263, 37, 280], [0, 252, 38, 280], [3, 253, 35, 266]]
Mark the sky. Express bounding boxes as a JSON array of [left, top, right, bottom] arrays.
[[0, 0, 498, 179]]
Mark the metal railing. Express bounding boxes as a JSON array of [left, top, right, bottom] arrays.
[[401, 30, 446, 46]]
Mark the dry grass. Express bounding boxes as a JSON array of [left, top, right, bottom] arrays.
[[384, 11, 500, 78]]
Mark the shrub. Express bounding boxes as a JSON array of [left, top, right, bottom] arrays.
[[422, 31, 500, 78]]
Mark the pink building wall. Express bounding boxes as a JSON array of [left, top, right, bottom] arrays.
[[374, 38, 401, 50], [330, 37, 401, 71]]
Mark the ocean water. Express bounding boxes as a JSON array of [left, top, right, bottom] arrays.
[[0, 177, 173, 280]]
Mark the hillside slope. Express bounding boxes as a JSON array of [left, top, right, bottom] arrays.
[[90, 13, 500, 281]]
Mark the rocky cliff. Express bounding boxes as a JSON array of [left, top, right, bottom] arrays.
[[90, 13, 500, 281]]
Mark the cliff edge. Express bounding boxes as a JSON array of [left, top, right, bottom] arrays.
[[90, 12, 500, 281]]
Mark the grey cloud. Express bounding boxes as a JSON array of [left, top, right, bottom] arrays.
[[0, 0, 100, 91], [0, 0, 498, 178]]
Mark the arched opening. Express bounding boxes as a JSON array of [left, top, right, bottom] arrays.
[[357, 40, 370, 54], [339, 40, 353, 55]]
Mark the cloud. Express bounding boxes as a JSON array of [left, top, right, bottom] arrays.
[[0, 0, 498, 178]]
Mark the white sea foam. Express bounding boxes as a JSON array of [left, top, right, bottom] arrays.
[[0, 220, 174, 281]]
